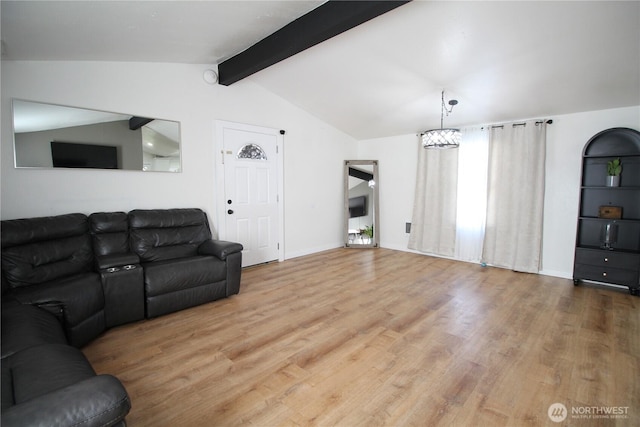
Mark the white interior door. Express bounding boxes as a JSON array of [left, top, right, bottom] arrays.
[[220, 125, 280, 267]]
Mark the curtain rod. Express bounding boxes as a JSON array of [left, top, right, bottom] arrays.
[[416, 119, 554, 135], [485, 119, 553, 130]]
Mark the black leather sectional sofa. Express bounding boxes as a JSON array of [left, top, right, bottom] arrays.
[[1, 208, 243, 426]]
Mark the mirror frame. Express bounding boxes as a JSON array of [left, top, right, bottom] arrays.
[[344, 160, 380, 248], [11, 99, 182, 172]]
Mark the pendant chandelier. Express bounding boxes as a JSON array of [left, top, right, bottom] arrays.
[[421, 90, 461, 149]]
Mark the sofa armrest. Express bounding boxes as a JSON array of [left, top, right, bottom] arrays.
[[1, 374, 130, 427], [198, 240, 243, 261], [95, 253, 140, 270]]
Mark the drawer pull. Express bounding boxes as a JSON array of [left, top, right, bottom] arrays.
[[603, 272, 607, 277], [604, 258, 608, 262]]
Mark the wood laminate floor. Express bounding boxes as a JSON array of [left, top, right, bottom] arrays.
[[83, 248, 640, 426]]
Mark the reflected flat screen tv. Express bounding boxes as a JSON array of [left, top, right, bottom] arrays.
[[51, 141, 118, 169], [349, 195, 367, 218]]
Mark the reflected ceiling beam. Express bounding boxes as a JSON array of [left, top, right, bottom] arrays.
[[349, 167, 373, 182], [218, 0, 410, 86], [129, 116, 153, 130]]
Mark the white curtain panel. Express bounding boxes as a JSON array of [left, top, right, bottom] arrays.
[[455, 127, 489, 262], [408, 142, 459, 257], [482, 121, 547, 273]]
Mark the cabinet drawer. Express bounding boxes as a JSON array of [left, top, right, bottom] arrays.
[[574, 263, 639, 286], [575, 248, 640, 269]]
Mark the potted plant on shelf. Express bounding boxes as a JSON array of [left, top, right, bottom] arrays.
[[606, 158, 622, 187]]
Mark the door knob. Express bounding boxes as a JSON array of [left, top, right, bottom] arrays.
[[227, 209, 234, 215]]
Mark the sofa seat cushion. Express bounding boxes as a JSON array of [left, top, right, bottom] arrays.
[[1, 304, 67, 359], [8, 273, 104, 328], [143, 256, 226, 297], [2, 343, 96, 411]]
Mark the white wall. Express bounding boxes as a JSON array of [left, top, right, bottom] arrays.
[[3, 61, 637, 274], [357, 134, 418, 251], [358, 106, 640, 279], [1, 60, 357, 259]]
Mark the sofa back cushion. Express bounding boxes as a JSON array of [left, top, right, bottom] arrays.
[[128, 209, 213, 263], [1, 214, 93, 288], [89, 212, 130, 256]]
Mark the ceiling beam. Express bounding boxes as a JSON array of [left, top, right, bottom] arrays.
[[218, 0, 410, 86]]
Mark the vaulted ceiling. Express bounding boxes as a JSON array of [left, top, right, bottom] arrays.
[[2, 1, 639, 140]]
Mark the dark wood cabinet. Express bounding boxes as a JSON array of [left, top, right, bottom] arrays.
[[573, 128, 640, 295]]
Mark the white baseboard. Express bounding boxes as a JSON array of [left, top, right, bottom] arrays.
[[538, 269, 573, 279], [387, 243, 575, 280], [285, 242, 576, 281], [284, 243, 343, 261]]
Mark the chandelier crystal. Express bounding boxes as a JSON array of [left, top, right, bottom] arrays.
[[421, 90, 461, 149]]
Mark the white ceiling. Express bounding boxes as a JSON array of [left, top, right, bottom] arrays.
[[2, 1, 639, 140], [0, 0, 325, 63]]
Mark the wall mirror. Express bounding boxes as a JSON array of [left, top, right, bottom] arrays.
[[344, 160, 379, 248], [12, 99, 181, 172]]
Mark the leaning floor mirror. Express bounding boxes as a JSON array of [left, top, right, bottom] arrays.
[[344, 160, 379, 248]]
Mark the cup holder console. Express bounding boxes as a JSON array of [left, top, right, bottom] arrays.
[[106, 264, 137, 273]]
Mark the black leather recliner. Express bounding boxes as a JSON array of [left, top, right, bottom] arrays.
[[1, 212, 131, 427], [128, 208, 243, 318], [1, 208, 242, 426], [1, 303, 130, 427], [1, 213, 106, 347]]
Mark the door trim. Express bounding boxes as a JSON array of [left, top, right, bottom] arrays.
[[214, 120, 285, 262]]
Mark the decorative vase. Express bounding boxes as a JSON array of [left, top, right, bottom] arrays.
[[606, 175, 620, 187], [600, 222, 618, 250]]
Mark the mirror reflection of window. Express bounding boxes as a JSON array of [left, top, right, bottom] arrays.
[[12, 99, 181, 172]]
